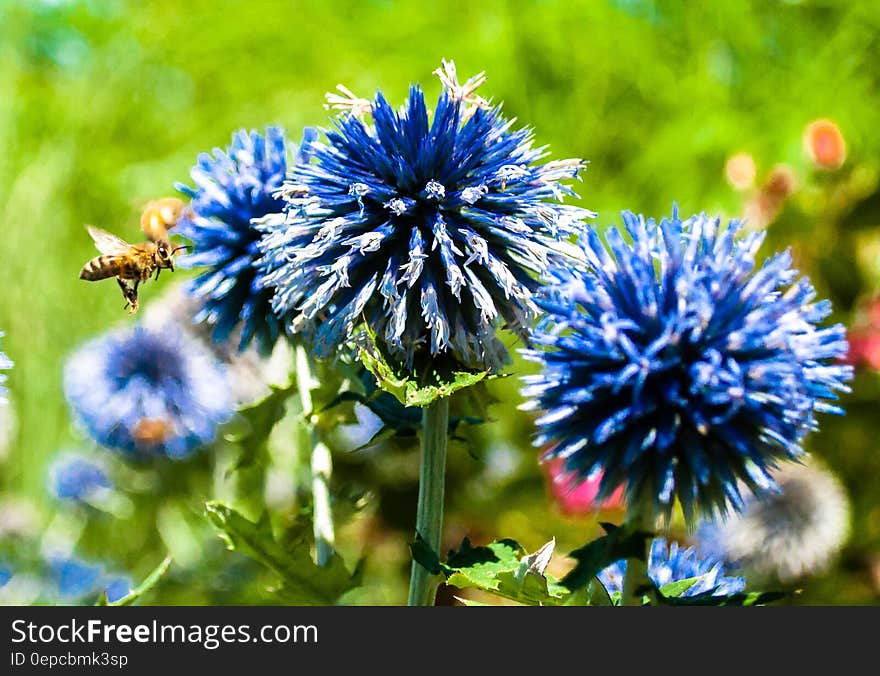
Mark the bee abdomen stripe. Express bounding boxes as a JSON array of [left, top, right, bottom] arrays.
[[79, 256, 118, 281]]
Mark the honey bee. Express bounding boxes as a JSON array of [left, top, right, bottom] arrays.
[[139, 197, 189, 241], [79, 198, 190, 314]]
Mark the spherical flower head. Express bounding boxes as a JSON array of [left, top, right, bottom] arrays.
[[177, 126, 314, 353], [49, 454, 111, 501], [695, 460, 850, 583], [598, 538, 746, 599], [259, 62, 593, 376], [0, 331, 12, 405], [64, 323, 234, 459], [142, 283, 295, 406], [522, 207, 853, 523]]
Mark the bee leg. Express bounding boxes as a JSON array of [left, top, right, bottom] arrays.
[[154, 267, 161, 281], [117, 278, 132, 309], [127, 280, 140, 315], [117, 279, 140, 315]]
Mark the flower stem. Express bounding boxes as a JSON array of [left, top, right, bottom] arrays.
[[621, 506, 654, 606], [295, 345, 335, 567], [407, 396, 450, 606]]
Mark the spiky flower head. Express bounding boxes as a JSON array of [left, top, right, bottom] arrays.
[[695, 460, 850, 583], [64, 323, 233, 459], [258, 61, 592, 376], [49, 454, 111, 502], [598, 538, 746, 599], [0, 331, 11, 405], [522, 208, 852, 523], [177, 126, 314, 353]]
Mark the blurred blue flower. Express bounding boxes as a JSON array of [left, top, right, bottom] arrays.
[[599, 538, 745, 598], [102, 576, 132, 603], [0, 331, 12, 404], [50, 454, 111, 501], [0, 565, 11, 588], [259, 62, 592, 374], [177, 126, 315, 353], [64, 324, 233, 459], [522, 208, 852, 522], [50, 559, 103, 600]]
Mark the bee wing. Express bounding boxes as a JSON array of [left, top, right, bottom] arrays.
[[86, 225, 132, 255]]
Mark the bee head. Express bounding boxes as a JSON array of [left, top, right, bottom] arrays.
[[155, 239, 190, 272]]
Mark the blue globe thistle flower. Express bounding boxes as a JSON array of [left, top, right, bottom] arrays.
[[522, 208, 852, 522], [598, 538, 746, 599], [0, 565, 11, 588], [50, 454, 111, 501], [258, 62, 593, 375], [176, 126, 316, 353], [50, 559, 103, 600], [64, 324, 233, 459], [0, 331, 12, 404]]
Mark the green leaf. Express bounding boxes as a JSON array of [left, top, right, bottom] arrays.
[[223, 384, 294, 474], [357, 328, 489, 407], [658, 576, 701, 599], [323, 368, 487, 445], [409, 532, 443, 575], [420, 536, 575, 606], [96, 555, 172, 606], [560, 522, 652, 593], [206, 501, 359, 605], [454, 597, 492, 606], [655, 589, 788, 606], [402, 370, 489, 407]]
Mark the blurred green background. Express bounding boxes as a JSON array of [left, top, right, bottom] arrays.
[[1, 0, 879, 604]]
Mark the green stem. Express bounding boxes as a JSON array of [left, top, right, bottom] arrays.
[[407, 396, 450, 606], [295, 345, 335, 567], [621, 505, 654, 607]]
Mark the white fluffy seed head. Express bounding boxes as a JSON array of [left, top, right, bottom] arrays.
[[700, 459, 850, 583]]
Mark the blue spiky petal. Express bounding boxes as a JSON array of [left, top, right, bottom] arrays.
[[522, 208, 853, 523], [177, 127, 315, 353], [598, 538, 746, 598], [258, 68, 593, 375]]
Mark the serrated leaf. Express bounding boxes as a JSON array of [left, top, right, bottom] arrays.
[[402, 370, 489, 407], [420, 536, 574, 606], [223, 384, 294, 474], [206, 501, 358, 605], [357, 330, 489, 407], [96, 555, 172, 607], [658, 576, 701, 599], [560, 522, 652, 593], [521, 538, 555, 576], [454, 596, 491, 606], [655, 589, 788, 606]]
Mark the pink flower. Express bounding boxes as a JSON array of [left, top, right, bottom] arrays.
[[845, 297, 880, 372], [543, 458, 625, 515]]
